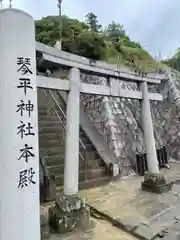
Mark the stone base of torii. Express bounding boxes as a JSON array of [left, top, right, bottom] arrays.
[[0, 8, 172, 240]]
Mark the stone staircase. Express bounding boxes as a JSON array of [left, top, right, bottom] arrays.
[[38, 89, 112, 190]]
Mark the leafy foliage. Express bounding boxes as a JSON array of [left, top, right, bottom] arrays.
[[35, 13, 161, 71], [104, 21, 125, 42], [163, 48, 180, 71], [85, 12, 102, 32]]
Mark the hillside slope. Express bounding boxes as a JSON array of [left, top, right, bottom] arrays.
[[35, 13, 162, 72]]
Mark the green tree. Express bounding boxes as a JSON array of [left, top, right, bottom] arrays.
[[85, 12, 102, 32], [164, 47, 180, 71], [120, 35, 142, 48], [63, 31, 106, 60], [174, 47, 180, 59], [35, 13, 158, 71], [35, 15, 89, 46], [104, 21, 125, 42]]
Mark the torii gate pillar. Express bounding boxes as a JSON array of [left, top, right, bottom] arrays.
[[140, 82, 159, 174], [140, 82, 172, 193], [64, 68, 80, 195], [0, 9, 40, 240]]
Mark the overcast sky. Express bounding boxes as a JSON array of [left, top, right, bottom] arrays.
[[2, 0, 180, 59]]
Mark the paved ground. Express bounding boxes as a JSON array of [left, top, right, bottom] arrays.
[[49, 219, 138, 240], [79, 162, 180, 221], [49, 162, 180, 239]]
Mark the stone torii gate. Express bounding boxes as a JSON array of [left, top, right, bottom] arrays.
[[0, 8, 171, 240]]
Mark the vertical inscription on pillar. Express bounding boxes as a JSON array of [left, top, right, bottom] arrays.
[[16, 57, 36, 189]]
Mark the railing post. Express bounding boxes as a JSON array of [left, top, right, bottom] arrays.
[[64, 68, 80, 195], [0, 9, 40, 240]]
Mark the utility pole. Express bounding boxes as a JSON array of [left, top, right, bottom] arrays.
[[56, 0, 63, 50], [0, 0, 3, 9], [9, 0, 12, 8]]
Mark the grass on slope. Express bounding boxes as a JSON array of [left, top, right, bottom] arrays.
[[58, 41, 163, 77], [105, 42, 163, 72]]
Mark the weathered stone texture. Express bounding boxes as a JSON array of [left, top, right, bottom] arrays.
[[150, 70, 180, 161], [80, 69, 180, 175], [49, 195, 90, 234], [41, 206, 50, 239]]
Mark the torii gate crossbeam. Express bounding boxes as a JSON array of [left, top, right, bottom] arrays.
[[36, 75, 163, 101]]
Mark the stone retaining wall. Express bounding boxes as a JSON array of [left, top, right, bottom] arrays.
[[80, 69, 180, 175]]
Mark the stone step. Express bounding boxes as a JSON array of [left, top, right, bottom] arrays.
[[79, 150, 102, 166], [56, 176, 112, 191], [46, 154, 103, 168], [47, 164, 64, 175], [38, 121, 88, 138], [39, 132, 64, 141], [79, 168, 106, 181], [38, 107, 48, 115], [38, 125, 89, 141], [39, 125, 63, 134], [45, 153, 99, 167], [85, 150, 100, 161], [55, 168, 107, 186], [38, 120, 63, 126], [44, 158, 105, 176], [38, 115, 60, 122], [39, 138, 64, 148], [45, 154, 64, 166], [39, 128, 93, 152], [40, 146, 65, 156], [79, 176, 112, 190], [40, 141, 90, 156], [47, 162, 84, 175], [87, 158, 106, 169]]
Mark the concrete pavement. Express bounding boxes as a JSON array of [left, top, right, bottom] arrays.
[[49, 219, 138, 240], [78, 162, 180, 239], [48, 162, 180, 239]]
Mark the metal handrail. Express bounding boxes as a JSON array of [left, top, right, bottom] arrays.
[[41, 89, 85, 162], [48, 89, 86, 150], [48, 90, 67, 120], [42, 89, 65, 128]]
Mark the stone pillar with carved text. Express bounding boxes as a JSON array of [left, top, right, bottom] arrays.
[[0, 9, 40, 240]]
